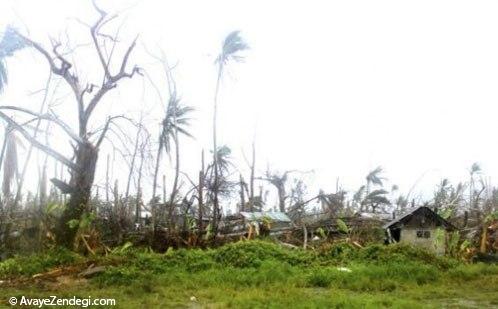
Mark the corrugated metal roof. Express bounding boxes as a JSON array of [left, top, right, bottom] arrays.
[[239, 211, 292, 222]]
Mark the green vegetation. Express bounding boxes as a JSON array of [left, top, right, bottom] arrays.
[[0, 248, 81, 278], [1, 240, 498, 308]]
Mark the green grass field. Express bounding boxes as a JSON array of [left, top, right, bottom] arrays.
[[1, 241, 497, 308]]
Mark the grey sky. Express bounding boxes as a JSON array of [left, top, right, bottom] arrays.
[[1, 0, 498, 210]]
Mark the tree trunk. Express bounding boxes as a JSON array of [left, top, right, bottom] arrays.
[[135, 141, 145, 224], [125, 125, 141, 201], [249, 141, 255, 211], [239, 174, 245, 212], [55, 142, 98, 248], [198, 170, 204, 238], [105, 154, 110, 203], [212, 62, 223, 236], [168, 134, 180, 231], [152, 141, 162, 200], [197, 150, 205, 238], [39, 157, 47, 208], [277, 185, 286, 213]]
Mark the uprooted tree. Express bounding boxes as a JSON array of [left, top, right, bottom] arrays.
[[0, 1, 140, 248]]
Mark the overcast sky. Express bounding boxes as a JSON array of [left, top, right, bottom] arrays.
[[1, 0, 498, 210]]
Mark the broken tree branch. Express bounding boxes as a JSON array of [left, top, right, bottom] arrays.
[[0, 106, 83, 143], [0, 111, 79, 171]]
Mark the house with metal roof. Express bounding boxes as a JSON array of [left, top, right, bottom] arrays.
[[384, 206, 456, 254]]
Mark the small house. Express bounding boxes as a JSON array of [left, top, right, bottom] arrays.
[[384, 206, 455, 254]]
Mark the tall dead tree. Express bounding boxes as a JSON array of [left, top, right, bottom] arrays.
[[239, 174, 246, 212], [0, 1, 140, 247]]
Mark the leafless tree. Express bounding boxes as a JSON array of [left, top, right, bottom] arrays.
[[0, 1, 141, 247], [259, 170, 297, 212]]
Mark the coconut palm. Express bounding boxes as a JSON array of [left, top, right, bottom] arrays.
[[212, 31, 249, 231], [356, 167, 389, 212], [205, 146, 234, 199], [366, 166, 385, 194], [361, 189, 390, 213], [154, 95, 194, 225], [159, 97, 194, 155]]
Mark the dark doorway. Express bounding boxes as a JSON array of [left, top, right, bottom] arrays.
[[391, 228, 401, 242]]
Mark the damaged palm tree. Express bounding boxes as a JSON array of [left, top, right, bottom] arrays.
[[212, 31, 249, 234], [359, 166, 390, 212], [0, 1, 140, 248]]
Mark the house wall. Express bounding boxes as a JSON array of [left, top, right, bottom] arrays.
[[399, 228, 445, 255]]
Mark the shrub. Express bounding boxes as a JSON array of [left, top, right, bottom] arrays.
[[93, 266, 154, 287], [163, 248, 215, 272], [448, 263, 498, 281], [214, 240, 313, 268], [0, 248, 81, 278], [319, 242, 458, 270], [319, 242, 358, 263], [306, 269, 334, 287]]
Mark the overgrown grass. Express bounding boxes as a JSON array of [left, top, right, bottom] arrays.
[[2, 240, 498, 308], [0, 247, 81, 277]]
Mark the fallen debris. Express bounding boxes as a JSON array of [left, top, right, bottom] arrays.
[[78, 266, 107, 278]]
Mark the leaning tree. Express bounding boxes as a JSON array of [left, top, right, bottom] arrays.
[[0, 1, 140, 248]]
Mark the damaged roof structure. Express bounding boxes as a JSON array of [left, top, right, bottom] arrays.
[[220, 211, 293, 238], [384, 206, 456, 254]]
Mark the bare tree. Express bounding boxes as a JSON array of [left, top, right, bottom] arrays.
[[0, 1, 140, 247], [259, 170, 297, 213]]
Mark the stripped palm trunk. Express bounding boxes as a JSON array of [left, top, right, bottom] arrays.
[[212, 61, 222, 236]]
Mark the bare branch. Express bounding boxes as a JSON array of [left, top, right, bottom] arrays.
[[0, 106, 82, 143], [114, 36, 138, 82], [95, 115, 130, 148], [84, 36, 140, 123], [90, 15, 112, 81], [0, 111, 79, 171], [17, 32, 83, 113]]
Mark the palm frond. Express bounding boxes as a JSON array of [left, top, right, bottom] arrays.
[[366, 189, 389, 198], [353, 185, 365, 202], [214, 145, 232, 173], [0, 26, 27, 93], [216, 30, 249, 65], [159, 97, 195, 154], [470, 162, 481, 175], [366, 166, 385, 186]]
